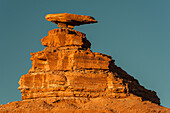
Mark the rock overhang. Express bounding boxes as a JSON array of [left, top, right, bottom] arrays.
[[45, 13, 98, 29]]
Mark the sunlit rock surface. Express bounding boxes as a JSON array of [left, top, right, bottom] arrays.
[[1, 13, 169, 113]]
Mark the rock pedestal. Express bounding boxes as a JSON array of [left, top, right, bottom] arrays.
[[17, 13, 160, 105]]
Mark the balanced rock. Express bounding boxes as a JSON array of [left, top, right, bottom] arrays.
[[45, 13, 97, 29], [1, 13, 169, 113]]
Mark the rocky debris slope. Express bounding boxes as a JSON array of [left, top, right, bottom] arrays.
[[0, 13, 169, 113], [0, 95, 169, 113]]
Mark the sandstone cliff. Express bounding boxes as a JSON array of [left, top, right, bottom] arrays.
[[0, 13, 169, 113]]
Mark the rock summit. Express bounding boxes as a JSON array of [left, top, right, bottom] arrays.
[[45, 13, 97, 29]]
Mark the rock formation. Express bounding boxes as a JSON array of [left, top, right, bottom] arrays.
[[45, 13, 97, 29], [0, 13, 169, 113]]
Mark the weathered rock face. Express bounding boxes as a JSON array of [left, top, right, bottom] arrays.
[[18, 16, 160, 105], [41, 29, 91, 48], [18, 28, 129, 101], [1, 13, 169, 113]]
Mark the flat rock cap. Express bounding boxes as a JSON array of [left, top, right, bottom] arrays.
[[45, 13, 97, 28]]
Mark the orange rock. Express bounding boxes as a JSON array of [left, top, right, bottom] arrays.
[[45, 13, 97, 29], [0, 95, 169, 113], [18, 70, 128, 100], [18, 13, 160, 105], [41, 29, 91, 48], [28, 49, 111, 72], [1, 13, 169, 112]]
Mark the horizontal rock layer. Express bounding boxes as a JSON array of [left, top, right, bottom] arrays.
[[29, 49, 111, 72], [45, 13, 97, 27], [19, 70, 128, 100], [41, 29, 91, 48]]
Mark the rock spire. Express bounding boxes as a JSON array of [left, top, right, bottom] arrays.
[[18, 13, 160, 105]]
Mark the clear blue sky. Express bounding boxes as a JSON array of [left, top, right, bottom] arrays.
[[0, 0, 170, 108]]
